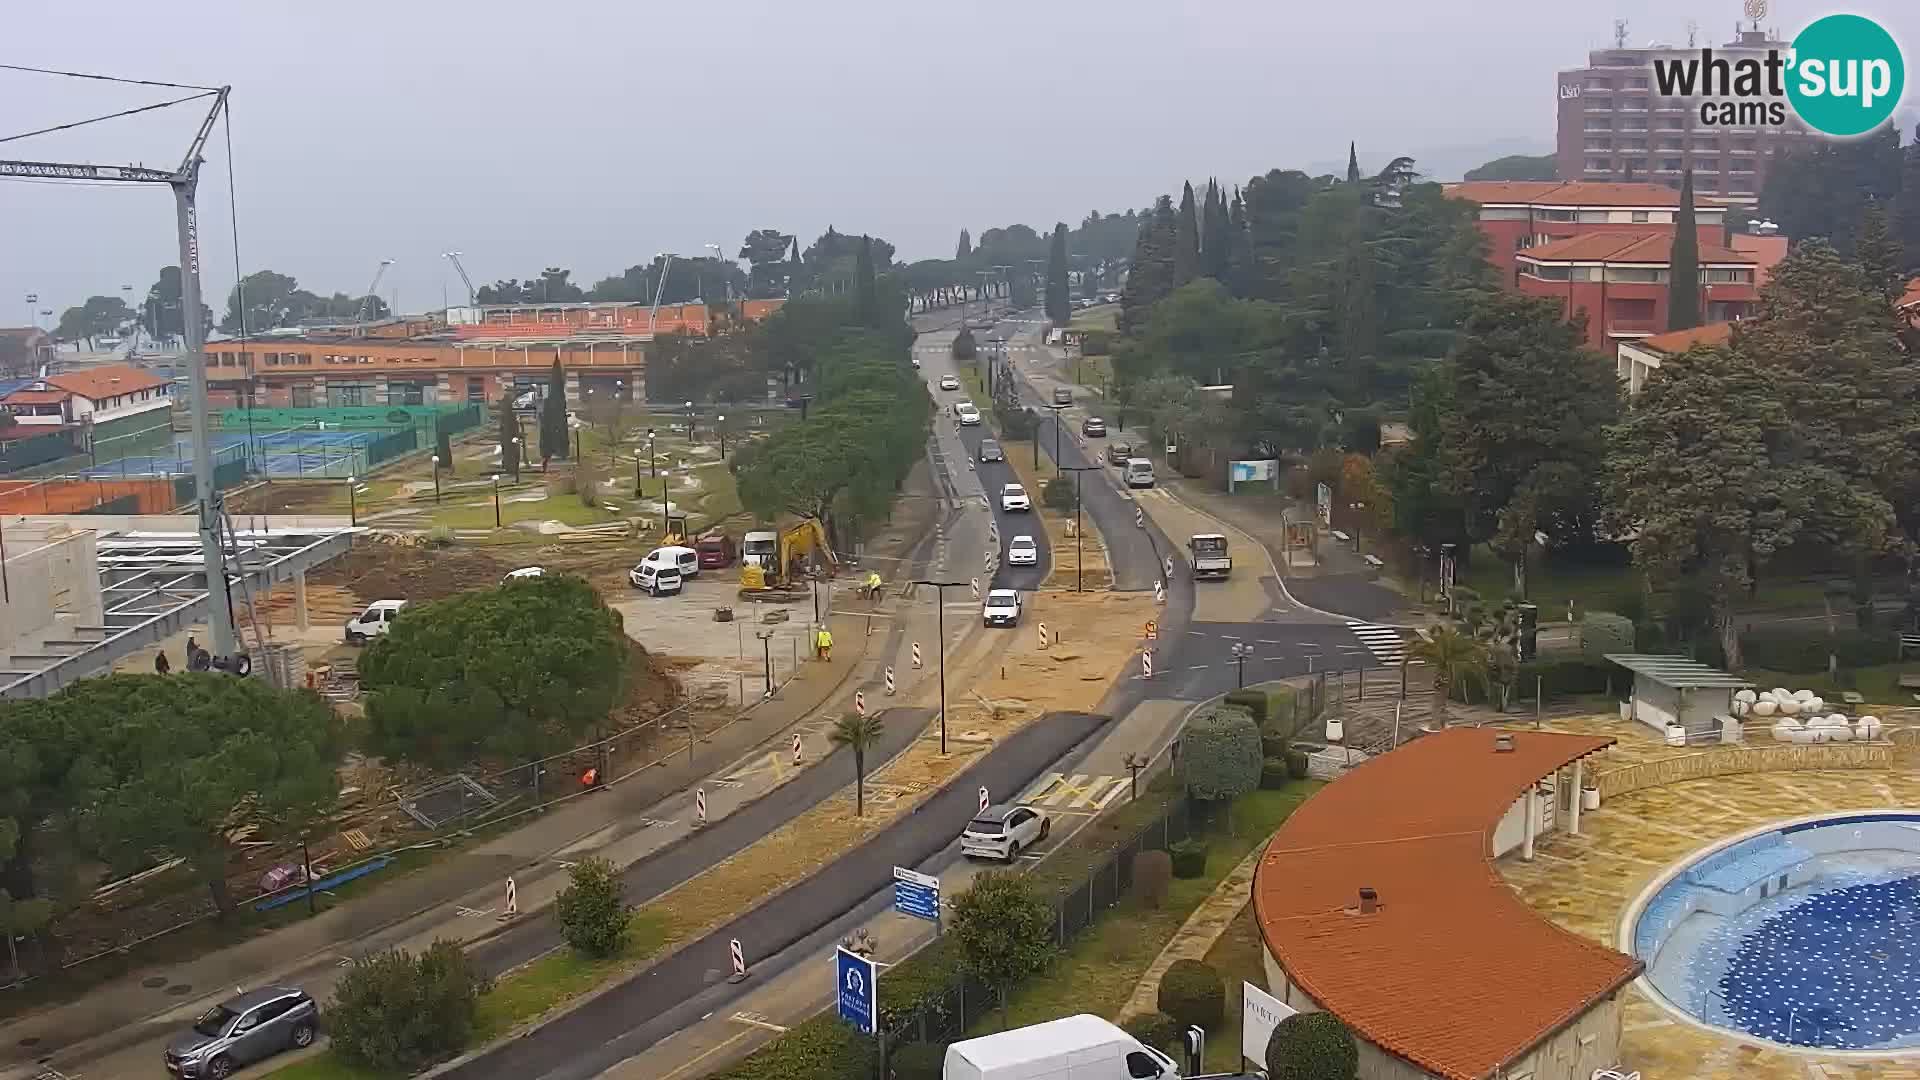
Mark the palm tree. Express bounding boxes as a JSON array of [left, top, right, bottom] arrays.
[[829, 712, 886, 817], [1407, 626, 1489, 730]]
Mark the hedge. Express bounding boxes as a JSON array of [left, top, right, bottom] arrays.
[[1169, 839, 1208, 879], [707, 1013, 876, 1080], [1121, 1012, 1184, 1057], [1739, 628, 1899, 673], [1260, 757, 1292, 790], [1513, 658, 1616, 699], [1224, 688, 1271, 727], [887, 1041, 945, 1080], [1156, 959, 1225, 1031]]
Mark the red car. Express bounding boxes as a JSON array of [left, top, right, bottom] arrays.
[[695, 531, 737, 569]]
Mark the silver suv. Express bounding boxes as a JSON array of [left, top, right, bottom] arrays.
[[164, 986, 319, 1078]]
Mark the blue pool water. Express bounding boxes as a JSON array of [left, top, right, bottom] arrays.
[[1634, 812, 1920, 1052]]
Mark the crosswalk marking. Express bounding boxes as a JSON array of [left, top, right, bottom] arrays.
[[1345, 621, 1420, 668], [1024, 772, 1128, 811]]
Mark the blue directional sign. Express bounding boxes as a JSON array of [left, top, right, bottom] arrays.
[[836, 946, 877, 1035], [892, 865, 940, 923]]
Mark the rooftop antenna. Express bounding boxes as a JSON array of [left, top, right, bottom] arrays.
[[1744, 0, 1768, 32], [1614, 19, 1629, 49], [1686, 19, 1699, 47]]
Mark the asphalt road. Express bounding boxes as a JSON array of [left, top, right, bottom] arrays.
[[443, 712, 1112, 1080]]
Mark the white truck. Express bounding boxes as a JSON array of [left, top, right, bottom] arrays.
[[1188, 534, 1232, 580], [944, 1014, 1181, 1080], [344, 599, 407, 644]]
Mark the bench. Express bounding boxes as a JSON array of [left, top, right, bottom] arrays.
[[1900, 673, 1920, 691], [1362, 554, 1385, 569], [1330, 530, 1351, 543]]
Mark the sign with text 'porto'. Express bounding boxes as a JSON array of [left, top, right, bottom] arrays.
[[836, 946, 877, 1035], [892, 865, 940, 922]]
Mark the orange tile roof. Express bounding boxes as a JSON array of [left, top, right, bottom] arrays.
[[1445, 180, 1689, 208], [1899, 277, 1920, 314], [0, 389, 71, 405], [1253, 728, 1638, 1080], [1518, 231, 1751, 265], [43, 364, 170, 401], [1636, 322, 1734, 354]]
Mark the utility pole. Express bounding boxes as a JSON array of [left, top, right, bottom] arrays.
[[1062, 465, 1099, 592], [910, 579, 968, 755]]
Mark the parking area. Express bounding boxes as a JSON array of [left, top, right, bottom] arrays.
[[609, 577, 824, 702]]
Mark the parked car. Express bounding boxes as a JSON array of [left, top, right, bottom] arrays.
[[1124, 457, 1156, 488], [1106, 440, 1133, 466], [502, 566, 545, 583], [960, 803, 1050, 862], [628, 561, 684, 596], [1007, 534, 1039, 565], [956, 402, 982, 426], [939, 374, 961, 391], [694, 530, 737, 569], [982, 588, 1023, 627], [978, 438, 1004, 463], [344, 599, 406, 644], [639, 544, 700, 579], [164, 986, 319, 1079], [1000, 483, 1031, 512], [1081, 416, 1106, 437]]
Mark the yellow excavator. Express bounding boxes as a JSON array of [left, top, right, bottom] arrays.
[[739, 518, 840, 599]]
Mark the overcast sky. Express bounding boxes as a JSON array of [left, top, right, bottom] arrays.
[[4, 0, 1916, 322]]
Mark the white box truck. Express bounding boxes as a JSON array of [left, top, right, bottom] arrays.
[[944, 1014, 1181, 1080]]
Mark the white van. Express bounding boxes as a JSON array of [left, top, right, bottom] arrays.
[[741, 530, 779, 570], [944, 1014, 1180, 1080], [345, 599, 407, 644], [1124, 458, 1156, 489], [639, 544, 700, 580]]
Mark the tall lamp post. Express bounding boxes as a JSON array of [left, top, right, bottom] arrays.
[[1038, 402, 1068, 470], [1231, 642, 1254, 689], [1061, 465, 1099, 592], [491, 473, 502, 528], [430, 455, 441, 503], [346, 474, 359, 526], [685, 400, 696, 443], [755, 628, 776, 698], [910, 578, 969, 756], [717, 414, 728, 458]]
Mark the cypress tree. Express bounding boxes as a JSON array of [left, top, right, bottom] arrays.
[[539, 358, 569, 462], [1120, 195, 1179, 336], [1346, 142, 1361, 183], [1174, 181, 1200, 286], [1045, 223, 1071, 325], [1853, 199, 1906, 303], [1897, 127, 1920, 275], [956, 229, 973, 260], [855, 235, 878, 324], [1667, 170, 1701, 331]]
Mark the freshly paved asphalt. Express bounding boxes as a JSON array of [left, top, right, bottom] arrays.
[[443, 712, 1111, 1080]]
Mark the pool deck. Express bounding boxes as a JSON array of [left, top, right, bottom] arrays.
[[1497, 711, 1920, 1079]]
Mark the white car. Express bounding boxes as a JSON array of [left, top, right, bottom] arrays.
[[956, 402, 981, 426], [344, 599, 407, 644], [502, 566, 545, 584], [938, 374, 960, 391], [636, 544, 700, 580], [1007, 535, 1038, 565], [1000, 483, 1030, 512], [982, 588, 1022, 627], [961, 803, 1050, 862]]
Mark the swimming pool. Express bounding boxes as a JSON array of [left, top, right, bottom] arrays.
[[1627, 810, 1920, 1053]]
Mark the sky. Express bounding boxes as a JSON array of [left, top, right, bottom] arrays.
[[4, 0, 1917, 324]]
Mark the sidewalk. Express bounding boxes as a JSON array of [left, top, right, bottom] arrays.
[[0, 611, 881, 1077]]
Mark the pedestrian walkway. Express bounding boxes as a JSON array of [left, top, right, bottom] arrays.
[[1345, 620, 1418, 667]]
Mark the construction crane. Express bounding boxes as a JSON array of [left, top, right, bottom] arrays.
[[356, 258, 395, 327], [443, 251, 477, 307], [648, 252, 678, 335]]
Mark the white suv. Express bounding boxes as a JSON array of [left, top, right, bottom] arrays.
[[961, 804, 1050, 862], [1007, 535, 1039, 565], [982, 588, 1022, 627], [1000, 483, 1030, 512]]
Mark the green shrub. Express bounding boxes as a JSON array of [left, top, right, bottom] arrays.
[[1042, 476, 1080, 510], [1740, 628, 1898, 673], [1513, 658, 1616, 699], [327, 940, 487, 1073], [1133, 849, 1173, 908], [1260, 733, 1291, 760], [1121, 1011, 1184, 1057], [1156, 959, 1225, 1031], [555, 856, 630, 957], [708, 1013, 876, 1079], [1080, 329, 1112, 356], [1579, 611, 1635, 664], [1182, 704, 1261, 802], [888, 1041, 946, 1080], [1169, 839, 1208, 879], [1285, 749, 1311, 780], [1260, 756, 1292, 789], [1223, 688, 1270, 727], [1266, 1011, 1358, 1080], [425, 525, 455, 548]]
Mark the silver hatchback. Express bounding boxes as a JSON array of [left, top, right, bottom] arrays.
[[164, 986, 319, 1078]]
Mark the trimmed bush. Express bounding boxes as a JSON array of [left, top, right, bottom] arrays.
[[1121, 1011, 1184, 1057], [1169, 839, 1208, 879], [1133, 849, 1173, 908], [1042, 476, 1080, 510], [1223, 688, 1270, 727], [1260, 756, 1292, 790], [555, 856, 630, 958], [1260, 733, 1291, 760], [1156, 959, 1225, 1031], [709, 1013, 876, 1079], [1266, 1011, 1359, 1080], [1182, 704, 1261, 803], [1285, 749, 1311, 780], [1579, 611, 1635, 664], [327, 940, 487, 1073], [888, 1041, 946, 1080]]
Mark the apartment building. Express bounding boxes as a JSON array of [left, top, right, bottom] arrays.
[[1514, 232, 1758, 352], [1444, 180, 1726, 280]]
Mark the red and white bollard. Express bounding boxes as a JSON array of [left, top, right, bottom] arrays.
[[885, 666, 896, 695], [729, 938, 747, 982], [696, 786, 707, 827], [978, 786, 991, 813], [792, 733, 803, 765], [501, 876, 518, 920], [1143, 649, 1155, 679], [855, 691, 867, 717], [912, 642, 923, 669]]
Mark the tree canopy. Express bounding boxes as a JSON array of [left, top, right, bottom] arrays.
[[1463, 153, 1558, 181], [53, 296, 134, 348]]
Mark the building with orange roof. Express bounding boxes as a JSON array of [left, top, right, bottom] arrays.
[[1252, 726, 1639, 1080], [1443, 180, 1727, 280], [1513, 231, 1756, 352], [1614, 322, 1734, 395], [0, 363, 176, 457]]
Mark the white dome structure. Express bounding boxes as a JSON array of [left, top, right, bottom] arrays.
[[1753, 699, 1778, 716]]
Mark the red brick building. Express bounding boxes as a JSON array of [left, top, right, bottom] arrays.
[[1514, 232, 1757, 352], [1445, 181, 1726, 281]]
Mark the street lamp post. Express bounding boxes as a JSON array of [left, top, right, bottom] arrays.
[[685, 401, 696, 443], [347, 474, 358, 526], [491, 473, 502, 528], [430, 455, 441, 504], [717, 414, 728, 458], [756, 628, 776, 698], [1231, 642, 1254, 689], [910, 579, 968, 756], [1062, 465, 1099, 592]]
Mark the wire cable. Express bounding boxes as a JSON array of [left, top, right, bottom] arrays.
[[0, 91, 216, 145], [0, 62, 222, 92]]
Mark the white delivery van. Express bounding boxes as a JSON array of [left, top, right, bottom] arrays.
[[944, 1014, 1180, 1080], [1124, 458, 1156, 489], [345, 599, 407, 644], [741, 530, 779, 570]]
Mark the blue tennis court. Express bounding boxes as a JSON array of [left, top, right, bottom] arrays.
[[83, 429, 384, 479]]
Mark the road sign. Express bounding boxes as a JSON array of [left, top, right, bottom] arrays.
[[1037, 622, 1049, 649], [1144, 619, 1157, 641], [836, 946, 877, 1035], [503, 876, 518, 918], [892, 866, 940, 922], [696, 787, 707, 826], [912, 642, 923, 669], [1154, 579, 1165, 604], [1163, 555, 1175, 579], [978, 785, 990, 813], [885, 666, 896, 695]]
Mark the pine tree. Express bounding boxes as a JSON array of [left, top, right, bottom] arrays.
[[1854, 199, 1906, 302], [854, 235, 878, 325], [1120, 196, 1179, 336], [1667, 170, 1701, 331], [1226, 186, 1254, 297], [539, 358, 569, 462], [1174, 181, 1200, 286], [956, 229, 973, 260], [1898, 127, 1920, 274], [787, 238, 805, 295], [1346, 142, 1361, 183], [1045, 223, 1071, 325]]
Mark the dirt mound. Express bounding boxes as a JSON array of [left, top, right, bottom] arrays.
[[311, 543, 514, 603]]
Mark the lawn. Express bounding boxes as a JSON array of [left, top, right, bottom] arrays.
[[972, 781, 1318, 1041], [1069, 306, 1118, 333], [426, 490, 622, 531], [1744, 661, 1920, 706], [1194, 905, 1273, 1073], [1456, 544, 1866, 619]]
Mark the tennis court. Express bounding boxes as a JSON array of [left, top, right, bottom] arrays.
[[82, 429, 384, 479]]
